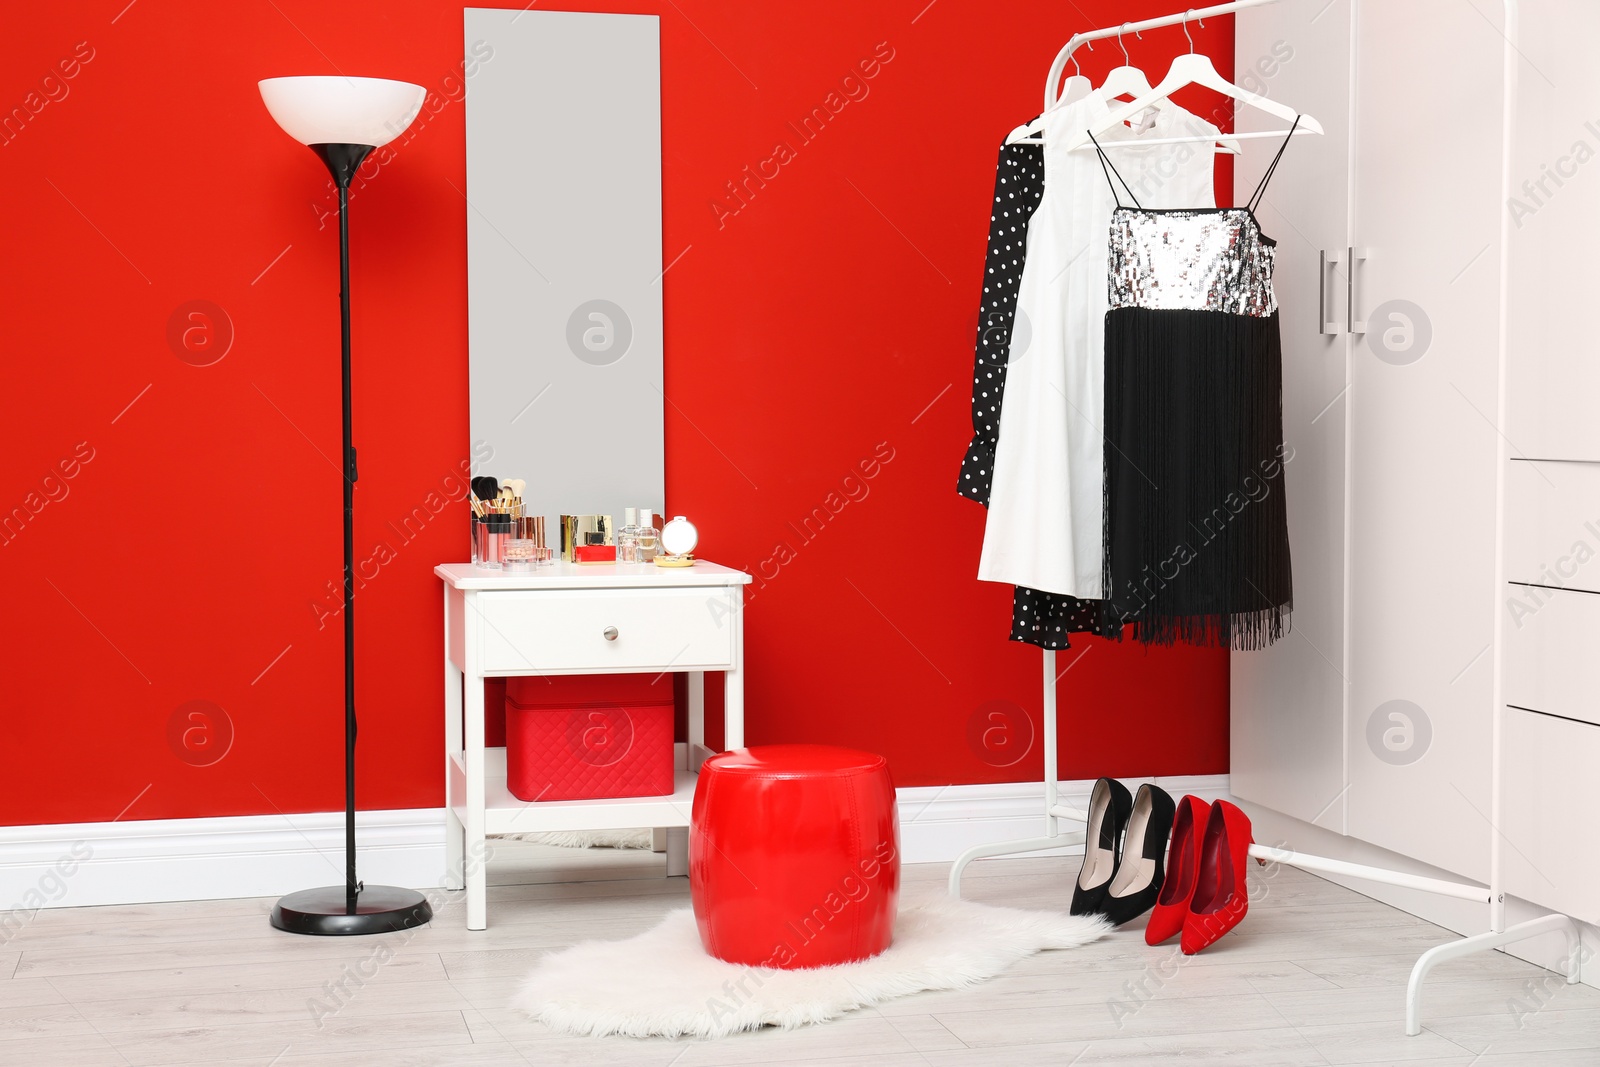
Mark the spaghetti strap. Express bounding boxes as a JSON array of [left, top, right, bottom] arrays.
[[1246, 115, 1301, 213], [1087, 130, 1143, 209]]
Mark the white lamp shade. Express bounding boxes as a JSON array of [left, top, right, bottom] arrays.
[[258, 76, 425, 148]]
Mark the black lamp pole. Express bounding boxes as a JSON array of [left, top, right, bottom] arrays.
[[269, 143, 434, 936]]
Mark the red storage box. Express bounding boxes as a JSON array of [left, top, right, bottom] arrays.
[[504, 674, 675, 801]]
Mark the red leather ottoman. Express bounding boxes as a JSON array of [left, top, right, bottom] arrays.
[[690, 745, 899, 969]]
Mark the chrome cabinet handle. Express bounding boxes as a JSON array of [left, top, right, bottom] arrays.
[[1320, 249, 1343, 335], [1347, 246, 1369, 336], [603, 626, 619, 642]]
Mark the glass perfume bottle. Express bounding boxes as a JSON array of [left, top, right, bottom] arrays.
[[635, 506, 659, 562], [617, 507, 639, 563]]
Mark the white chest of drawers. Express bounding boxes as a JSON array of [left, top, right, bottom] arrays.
[[436, 560, 751, 930]]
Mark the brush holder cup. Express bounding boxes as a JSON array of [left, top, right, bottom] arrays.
[[473, 515, 513, 569]]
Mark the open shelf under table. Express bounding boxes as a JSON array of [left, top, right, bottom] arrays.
[[448, 747, 698, 836]]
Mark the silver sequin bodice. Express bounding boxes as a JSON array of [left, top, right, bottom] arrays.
[[1107, 207, 1278, 318]]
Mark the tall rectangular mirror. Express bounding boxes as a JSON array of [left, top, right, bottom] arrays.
[[464, 8, 665, 527]]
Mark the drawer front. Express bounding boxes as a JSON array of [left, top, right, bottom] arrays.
[[476, 588, 736, 673], [1505, 459, 1600, 591], [1504, 585, 1600, 727], [1501, 707, 1600, 923]]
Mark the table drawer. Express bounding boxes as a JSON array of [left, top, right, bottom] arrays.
[[1504, 584, 1600, 727], [1501, 707, 1600, 923], [475, 587, 736, 673], [1506, 459, 1600, 591]]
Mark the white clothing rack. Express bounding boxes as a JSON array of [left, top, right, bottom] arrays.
[[949, 0, 1582, 1037], [1039, 0, 1282, 113], [1077, 128, 1311, 149]]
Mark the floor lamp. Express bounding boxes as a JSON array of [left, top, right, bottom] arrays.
[[259, 75, 433, 936]]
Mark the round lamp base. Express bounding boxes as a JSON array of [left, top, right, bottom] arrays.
[[270, 884, 433, 936]]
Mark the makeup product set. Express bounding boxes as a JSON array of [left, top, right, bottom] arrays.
[[470, 477, 553, 571], [470, 477, 697, 571], [558, 511, 697, 566], [560, 507, 666, 564]]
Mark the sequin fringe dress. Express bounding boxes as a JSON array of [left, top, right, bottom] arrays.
[[1091, 122, 1299, 649]]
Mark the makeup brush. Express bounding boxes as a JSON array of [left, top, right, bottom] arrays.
[[472, 476, 499, 501]]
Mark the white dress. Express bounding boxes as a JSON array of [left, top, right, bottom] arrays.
[[978, 96, 1219, 600]]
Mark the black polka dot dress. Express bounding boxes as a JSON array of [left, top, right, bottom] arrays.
[[959, 132, 1122, 651], [1011, 587, 1121, 648], [958, 138, 1043, 506]]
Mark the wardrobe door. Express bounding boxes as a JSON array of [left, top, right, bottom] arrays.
[[1500, 709, 1600, 926], [1344, 0, 1504, 881], [1505, 1, 1600, 462], [1229, 0, 1351, 832]]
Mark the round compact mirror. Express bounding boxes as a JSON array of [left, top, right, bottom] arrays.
[[660, 515, 698, 557]]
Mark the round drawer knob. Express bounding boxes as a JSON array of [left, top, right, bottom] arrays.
[[603, 626, 619, 642]]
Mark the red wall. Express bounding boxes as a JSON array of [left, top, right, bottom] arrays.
[[0, 1, 1234, 827]]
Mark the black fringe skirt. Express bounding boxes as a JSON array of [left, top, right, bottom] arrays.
[[1102, 307, 1293, 649]]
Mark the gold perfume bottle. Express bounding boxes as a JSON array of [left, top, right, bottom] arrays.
[[560, 514, 614, 563]]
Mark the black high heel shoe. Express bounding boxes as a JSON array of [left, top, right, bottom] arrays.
[[1101, 783, 1177, 927], [1070, 777, 1133, 916]]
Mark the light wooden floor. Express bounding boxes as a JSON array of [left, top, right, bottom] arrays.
[[6, 841, 1600, 1066]]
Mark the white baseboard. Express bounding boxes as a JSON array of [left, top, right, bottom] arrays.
[[0, 809, 447, 919], [0, 775, 1232, 914], [896, 773, 1232, 865]]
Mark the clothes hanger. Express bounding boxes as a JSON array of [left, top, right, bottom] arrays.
[[1099, 25, 1153, 103], [1004, 44, 1090, 145], [1095, 24, 1241, 154], [1065, 10, 1322, 153], [1058, 42, 1093, 107]]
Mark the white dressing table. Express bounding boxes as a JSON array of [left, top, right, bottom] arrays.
[[436, 560, 750, 930]]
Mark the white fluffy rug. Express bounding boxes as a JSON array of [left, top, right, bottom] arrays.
[[500, 828, 654, 849], [512, 893, 1108, 1039]]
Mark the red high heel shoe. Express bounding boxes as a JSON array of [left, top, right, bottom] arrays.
[[1144, 794, 1208, 946], [1181, 800, 1254, 955]]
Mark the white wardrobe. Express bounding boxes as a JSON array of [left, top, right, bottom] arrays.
[[1498, 3, 1600, 930], [1232, 0, 1597, 939]]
